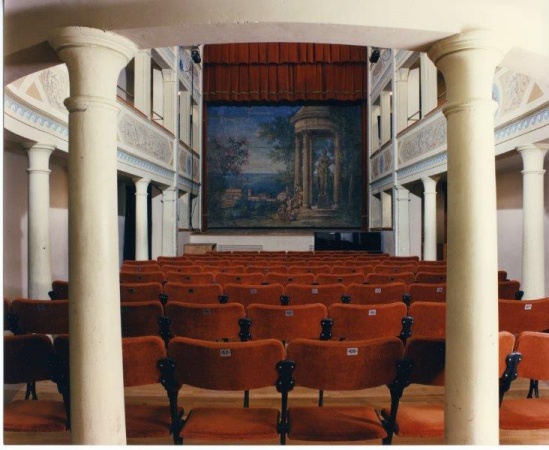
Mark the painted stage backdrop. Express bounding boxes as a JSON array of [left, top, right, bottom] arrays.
[[207, 104, 363, 228]]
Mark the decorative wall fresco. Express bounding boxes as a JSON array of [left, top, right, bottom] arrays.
[[206, 104, 363, 228]]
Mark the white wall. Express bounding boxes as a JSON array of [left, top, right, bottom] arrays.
[[3, 148, 69, 299], [409, 192, 422, 258], [496, 168, 549, 296]]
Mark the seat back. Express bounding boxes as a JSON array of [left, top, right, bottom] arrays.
[[287, 265, 331, 275], [513, 331, 549, 381], [120, 301, 164, 338], [164, 302, 245, 341], [498, 298, 549, 334], [163, 282, 223, 304], [160, 264, 202, 274], [409, 302, 446, 338], [404, 337, 445, 386], [408, 283, 446, 303], [366, 272, 416, 285], [4, 334, 56, 384], [264, 272, 315, 286], [345, 282, 406, 305], [498, 280, 522, 300], [122, 336, 168, 387], [165, 271, 215, 284], [498, 331, 516, 377], [201, 265, 247, 275], [286, 337, 404, 391], [223, 283, 284, 307], [284, 283, 346, 307], [374, 264, 417, 274], [167, 337, 285, 391], [215, 272, 265, 288], [120, 264, 162, 273], [49, 280, 69, 300], [415, 272, 447, 284], [314, 272, 366, 287], [416, 265, 446, 274], [331, 264, 376, 276], [120, 271, 166, 284], [328, 302, 408, 341], [120, 282, 164, 302], [246, 303, 327, 341], [9, 298, 69, 335], [246, 265, 288, 274]]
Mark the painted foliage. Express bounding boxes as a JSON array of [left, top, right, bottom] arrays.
[[207, 104, 362, 228]]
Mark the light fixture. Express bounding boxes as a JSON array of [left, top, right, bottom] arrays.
[[191, 46, 201, 64], [369, 47, 380, 64]]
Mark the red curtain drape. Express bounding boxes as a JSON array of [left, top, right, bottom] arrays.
[[203, 43, 369, 102]]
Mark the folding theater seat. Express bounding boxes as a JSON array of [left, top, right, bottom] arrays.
[[327, 302, 411, 342], [332, 264, 376, 276], [163, 282, 223, 304], [54, 335, 178, 443], [48, 280, 69, 300], [284, 337, 409, 444], [165, 271, 215, 284], [160, 264, 202, 274], [287, 265, 332, 275], [120, 301, 167, 342], [500, 331, 549, 431], [120, 282, 164, 303], [120, 271, 166, 284], [408, 302, 446, 338], [416, 264, 446, 274], [366, 272, 416, 286], [166, 337, 289, 444], [406, 283, 446, 304], [498, 297, 549, 335], [415, 272, 447, 284], [314, 272, 366, 287], [201, 264, 247, 275], [345, 282, 407, 305], [214, 272, 265, 289], [120, 263, 162, 273], [164, 302, 246, 342], [4, 334, 69, 433], [245, 264, 288, 274], [8, 298, 69, 335], [374, 264, 417, 274], [246, 303, 327, 343], [223, 283, 284, 308], [284, 283, 346, 307], [264, 272, 315, 287], [498, 280, 524, 300]]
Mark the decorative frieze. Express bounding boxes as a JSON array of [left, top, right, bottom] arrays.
[[39, 67, 70, 111], [370, 144, 393, 181], [398, 113, 447, 165]]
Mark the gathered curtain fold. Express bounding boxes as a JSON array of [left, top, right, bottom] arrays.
[[203, 43, 369, 102]]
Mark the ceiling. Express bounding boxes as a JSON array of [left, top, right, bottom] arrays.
[[4, 0, 549, 86]]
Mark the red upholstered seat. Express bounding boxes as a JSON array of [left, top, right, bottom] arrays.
[[4, 400, 68, 432], [391, 404, 444, 437]]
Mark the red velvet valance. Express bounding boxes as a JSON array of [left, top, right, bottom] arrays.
[[203, 43, 368, 102]]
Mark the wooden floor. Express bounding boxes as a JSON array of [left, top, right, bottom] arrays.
[[4, 378, 548, 445]]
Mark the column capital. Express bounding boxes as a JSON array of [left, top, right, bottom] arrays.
[[394, 185, 410, 200], [428, 30, 507, 105], [421, 176, 439, 193], [48, 27, 137, 98], [133, 178, 151, 194], [396, 67, 410, 82], [162, 69, 176, 82], [517, 144, 548, 174], [25, 144, 55, 174]]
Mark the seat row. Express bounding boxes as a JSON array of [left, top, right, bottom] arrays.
[[6, 330, 548, 444]]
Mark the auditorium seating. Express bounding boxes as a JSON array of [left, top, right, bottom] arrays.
[[498, 298, 549, 334], [366, 272, 416, 286], [214, 272, 265, 288], [4, 334, 69, 432], [223, 283, 284, 307], [406, 283, 446, 304], [164, 302, 246, 342], [415, 272, 447, 284], [284, 283, 346, 307], [120, 282, 164, 303], [327, 302, 411, 342], [498, 280, 524, 300], [500, 331, 549, 431], [48, 280, 69, 300], [284, 337, 409, 444], [246, 303, 327, 343], [8, 298, 69, 335], [166, 337, 288, 444], [120, 271, 166, 284], [120, 301, 166, 339], [314, 272, 366, 286], [264, 272, 315, 286], [408, 302, 446, 338], [163, 282, 223, 304], [345, 282, 407, 305], [165, 271, 215, 284]]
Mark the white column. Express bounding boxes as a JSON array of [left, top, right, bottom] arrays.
[[428, 30, 506, 444], [134, 50, 151, 116], [380, 90, 391, 145], [162, 69, 177, 133], [394, 185, 410, 256], [381, 190, 392, 228], [422, 176, 438, 261], [420, 52, 438, 116], [396, 68, 410, 133], [25, 144, 54, 299], [49, 26, 136, 445], [518, 144, 547, 299], [161, 186, 178, 256], [134, 178, 151, 260], [371, 104, 381, 151]]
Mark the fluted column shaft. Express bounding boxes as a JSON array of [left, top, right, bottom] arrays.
[[422, 176, 438, 261], [49, 26, 136, 445], [518, 144, 547, 299], [428, 30, 506, 444]]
